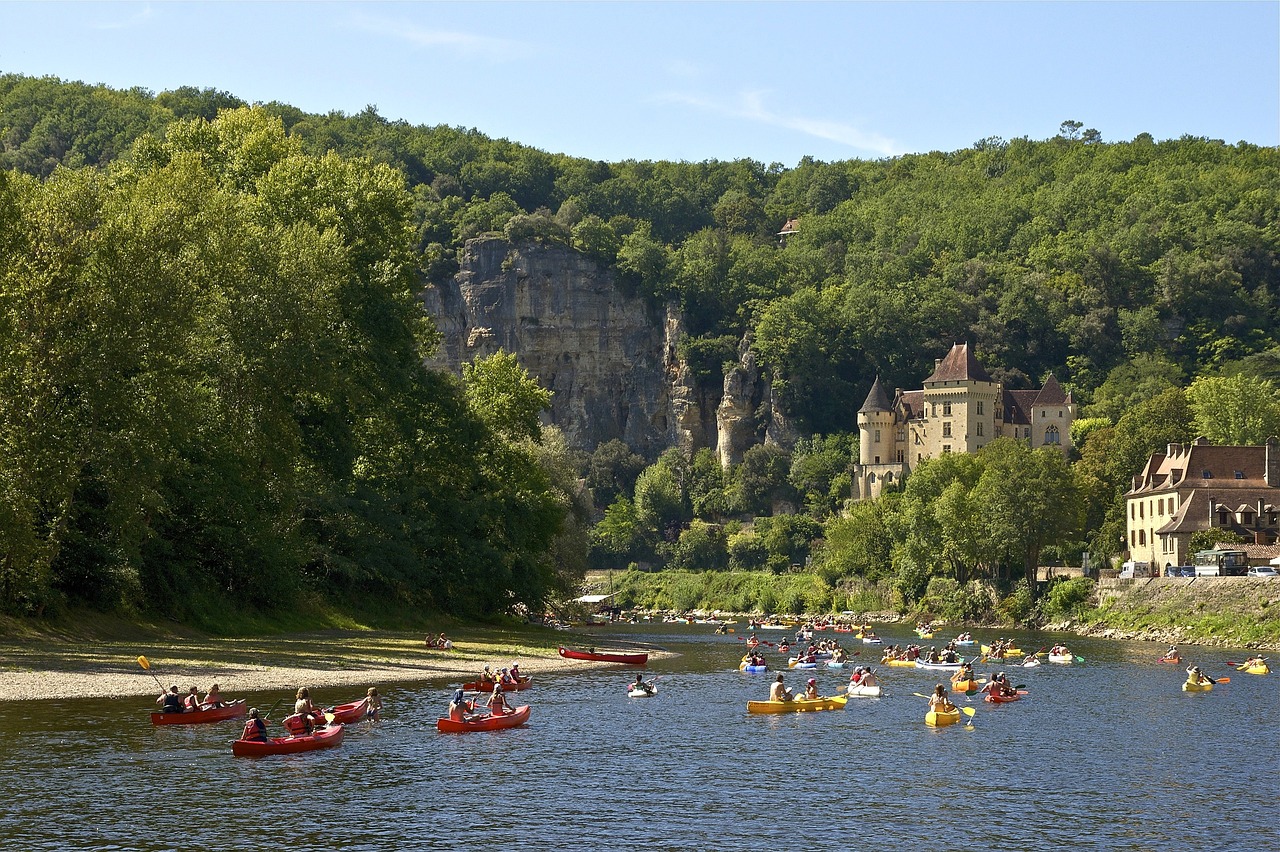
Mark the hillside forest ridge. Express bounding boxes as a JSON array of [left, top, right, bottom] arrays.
[[0, 75, 1277, 632]]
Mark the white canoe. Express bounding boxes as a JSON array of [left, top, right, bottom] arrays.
[[1022, 657, 1042, 668], [627, 685, 658, 698], [1047, 654, 1074, 664], [846, 683, 884, 698]]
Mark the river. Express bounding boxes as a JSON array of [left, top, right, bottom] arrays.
[[1, 624, 1276, 850]]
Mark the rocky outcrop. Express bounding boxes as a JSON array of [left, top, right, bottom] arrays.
[[420, 238, 717, 456]]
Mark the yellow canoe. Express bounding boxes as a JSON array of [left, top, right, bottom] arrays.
[[883, 658, 918, 667], [1182, 679, 1213, 692], [926, 707, 961, 727], [1240, 664, 1270, 675], [747, 695, 848, 714], [980, 645, 1025, 658]]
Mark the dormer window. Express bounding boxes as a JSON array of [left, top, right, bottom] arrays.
[[1202, 470, 1213, 479], [1242, 511, 1254, 525], [1234, 471, 1244, 479]]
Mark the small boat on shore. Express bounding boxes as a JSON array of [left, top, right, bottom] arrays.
[[151, 700, 247, 726], [232, 723, 344, 756], [436, 705, 531, 733], [558, 646, 648, 665]]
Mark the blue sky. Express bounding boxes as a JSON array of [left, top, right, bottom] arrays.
[[2, 2, 1276, 165]]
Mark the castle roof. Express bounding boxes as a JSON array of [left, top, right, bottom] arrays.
[[1033, 374, 1069, 406], [859, 376, 893, 413], [924, 343, 994, 385], [1003, 390, 1037, 426]]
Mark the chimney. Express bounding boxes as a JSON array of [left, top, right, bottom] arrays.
[[1207, 498, 1215, 524], [1255, 530, 1267, 545], [935, 359, 942, 369], [1167, 442, 1182, 457], [1266, 436, 1279, 487]]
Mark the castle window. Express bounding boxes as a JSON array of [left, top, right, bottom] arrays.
[[976, 421, 984, 437], [874, 456, 881, 464], [1058, 409, 1063, 417], [1045, 425, 1060, 445], [942, 444, 952, 454], [942, 422, 952, 438], [885, 472, 894, 482], [897, 450, 904, 463], [917, 454, 922, 463], [874, 429, 881, 443], [1138, 530, 1145, 545], [869, 473, 877, 484], [943, 401, 952, 416], [977, 401, 984, 415], [897, 430, 905, 442]]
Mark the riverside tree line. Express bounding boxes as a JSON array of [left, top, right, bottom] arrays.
[[1, 75, 1278, 624]]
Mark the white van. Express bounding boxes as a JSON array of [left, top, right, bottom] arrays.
[[1119, 560, 1150, 579]]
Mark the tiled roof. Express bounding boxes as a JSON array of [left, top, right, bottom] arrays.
[[898, 390, 924, 421], [1129, 441, 1274, 494], [859, 377, 893, 413], [777, 218, 800, 235], [1003, 390, 1037, 425], [923, 343, 995, 384], [1152, 487, 1279, 535], [1033, 374, 1069, 406]]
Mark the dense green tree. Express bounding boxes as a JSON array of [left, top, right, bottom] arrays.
[[1186, 374, 1280, 445], [585, 439, 647, 508]]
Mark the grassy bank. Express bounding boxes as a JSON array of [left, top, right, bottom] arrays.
[[1071, 577, 1280, 649]]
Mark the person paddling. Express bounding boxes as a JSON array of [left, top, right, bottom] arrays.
[[447, 689, 474, 722], [240, 708, 268, 742], [928, 683, 955, 712], [769, 673, 793, 702], [157, 685, 183, 714], [631, 673, 655, 695], [802, 678, 819, 699]]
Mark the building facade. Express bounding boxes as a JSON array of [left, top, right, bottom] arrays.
[[1125, 437, 1280, 570], [851, 343, 1076, 501]]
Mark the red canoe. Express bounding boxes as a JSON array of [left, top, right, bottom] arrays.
[[461, 677, 533, 693], [984, 690, 1028, 704], [151, 699, 248, 726], [558, 646, 649, 665], [436, 704, 531, 733], [232, 723, 345, 756], [325, 699, 372, 724]]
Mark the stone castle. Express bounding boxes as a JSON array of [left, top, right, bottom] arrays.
[[851, 343, 1076, 501]]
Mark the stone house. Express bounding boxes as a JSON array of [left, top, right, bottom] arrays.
[[1125, 437, 1280, 569], [851, 343, 1076, 501]]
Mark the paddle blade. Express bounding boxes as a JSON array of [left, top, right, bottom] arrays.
[[961, 707, 977, 717], [1216, 676, 1230, 684], [1075, 656, 1085, 663], [324, 713, 336, 724], [912, 693, 930, 699], [137, 655, 150, 670]]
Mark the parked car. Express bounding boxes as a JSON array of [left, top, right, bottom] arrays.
[[1245, 566, 1278, 578], [1165, 565, 1195, 577]]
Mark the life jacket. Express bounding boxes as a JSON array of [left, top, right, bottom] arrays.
[[283, 713, 310, 735], [241, 718, 267, 741], [184, 694, 201, 711], [161, 693, 183, 713]]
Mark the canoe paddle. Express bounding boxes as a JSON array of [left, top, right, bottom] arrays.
[[136, 655, 167, 692]]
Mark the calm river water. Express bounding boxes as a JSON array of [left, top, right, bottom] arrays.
[[1, 625, 1277, 850]]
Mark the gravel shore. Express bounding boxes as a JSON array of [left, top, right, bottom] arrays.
[[0, 629, 673, 702]]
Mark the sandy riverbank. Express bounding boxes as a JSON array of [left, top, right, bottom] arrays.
[[0, 628, 675, 703]]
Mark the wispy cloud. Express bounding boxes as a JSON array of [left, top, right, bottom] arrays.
[[348, 12, 524, 59], [657, 89, 902, 157], [90, 4, 154, 31]]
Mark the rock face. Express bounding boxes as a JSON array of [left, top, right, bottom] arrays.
[[420, 238, 719, 456]]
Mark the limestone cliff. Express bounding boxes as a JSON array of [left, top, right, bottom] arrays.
[[420, 237, 718, 456]]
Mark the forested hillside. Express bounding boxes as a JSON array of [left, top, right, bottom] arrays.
[[2, 74, 1278, 623]]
